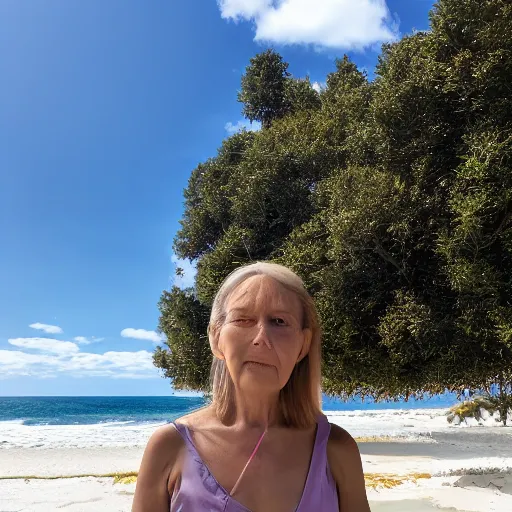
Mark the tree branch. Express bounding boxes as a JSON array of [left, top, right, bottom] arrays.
[[372, 236, 410, 283]]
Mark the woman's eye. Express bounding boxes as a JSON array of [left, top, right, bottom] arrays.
[[234, 318, 251, 324], [273, 317, 287, 326]]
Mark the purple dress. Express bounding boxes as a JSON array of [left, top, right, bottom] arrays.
[[170, 414, 339, 511]]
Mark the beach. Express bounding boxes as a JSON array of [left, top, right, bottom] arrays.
[[2, 408, 512, 511]]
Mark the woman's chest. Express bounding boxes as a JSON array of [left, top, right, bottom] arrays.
[[193, 429, 316, 512]]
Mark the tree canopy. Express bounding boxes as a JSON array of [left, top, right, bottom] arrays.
[[238, 49, 292, 129], [155, 0, 512, 412]]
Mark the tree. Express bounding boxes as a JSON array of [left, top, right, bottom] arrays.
[[155, 286, 211, 391], [285, 77, 321, 114], [157, 0, 512, 421], [173, 131, 256, 260], [238, 49, 291, 129]]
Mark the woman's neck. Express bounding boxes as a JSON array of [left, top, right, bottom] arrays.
[[232, 389, 281, 429]]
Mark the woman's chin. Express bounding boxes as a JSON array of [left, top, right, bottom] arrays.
[[239, 363, 279, 387]]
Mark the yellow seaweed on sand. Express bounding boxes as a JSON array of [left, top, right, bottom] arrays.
[[364, 473, 431, 490], [112, 472, 138, 484]]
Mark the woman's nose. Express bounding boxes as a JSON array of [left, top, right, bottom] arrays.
[[252, 322, 272, 350]]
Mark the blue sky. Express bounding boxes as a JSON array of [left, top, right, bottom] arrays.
[[0, 0, 434, 396]]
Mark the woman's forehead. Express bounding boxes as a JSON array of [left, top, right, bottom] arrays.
[[226, 275, 300, 311]]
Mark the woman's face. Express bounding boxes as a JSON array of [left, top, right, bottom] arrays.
[[214, 275, 311, 394]]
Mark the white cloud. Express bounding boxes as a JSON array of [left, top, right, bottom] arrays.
[[312, 81, 325, 93], [2, 325, 158, 380], [171, 254, 197, 289], [0, 350, 59, 374], [0, 348, 157, 380], [29, 322, 63, 334], [8, 337, 79, 354], [74, 336, 104, 345], [120, 328, 164, 343], [64, 350, 155, 374], [110, 372, 157, 380], [219, 0, 271, 19], [225, 119, 262, 135], [218, 0, 398, 50]]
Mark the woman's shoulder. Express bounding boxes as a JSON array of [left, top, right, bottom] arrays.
[[137, 409, 216, 495], [326, 421, 366, 487], [326, 422, 362, 468], [143, 423, 185, 461], [173, 403, 217, 429], [142, 406, 217, 471], [327, 423, 359, 457], [141, 409, 215, 468], [327, 422, 356, 447], [326, 422, 371, 510], [133, 424, 187, 509]]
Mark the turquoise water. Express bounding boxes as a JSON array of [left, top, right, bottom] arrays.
[[323, 392, 457, 411], [0, 396, 206, 426], [0, 393, 458, 426]]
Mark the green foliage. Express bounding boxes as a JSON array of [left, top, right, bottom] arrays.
[[155, 287, 211, 391], [285, 77, 321, 114], [321, 56, 374, 167], [157, 0, 512, 402], [195, 225, 257, 305], [173, 131, 256, 260], [238, 49, 291, 129]]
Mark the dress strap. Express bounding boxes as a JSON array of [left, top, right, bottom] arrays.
[[316, 413, 331, 441], [311, 414, 332, 470], [171, 421, 187, 441], [171, 421, 200, 456], [229, 428, 268, 497]]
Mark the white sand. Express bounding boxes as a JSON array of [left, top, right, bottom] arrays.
[[368, 482, 512, 512], [2, 409, 512, 511], [0, 447, 144, 478], [3, 477, 512, 512], [0, 477, 135, 512]]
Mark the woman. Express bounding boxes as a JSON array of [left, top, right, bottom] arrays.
[[133, 262, 370, 512]]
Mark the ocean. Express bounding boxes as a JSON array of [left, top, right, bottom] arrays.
[[0, 396, 206, 426], [0, 394, 458, 427], [0, 394, 459, 449]]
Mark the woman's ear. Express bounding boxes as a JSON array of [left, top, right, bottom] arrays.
[[208, 323, 225, 361], [297, 328, 312, 363]]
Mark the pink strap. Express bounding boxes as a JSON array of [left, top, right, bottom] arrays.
[[230, 428, 267, 497]]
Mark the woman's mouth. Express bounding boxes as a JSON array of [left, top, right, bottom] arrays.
[[244, 361, 274, 368]]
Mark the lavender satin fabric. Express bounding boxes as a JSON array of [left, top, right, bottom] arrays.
[[170, 414, 339, 512]]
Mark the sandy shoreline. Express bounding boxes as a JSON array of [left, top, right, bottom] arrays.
[[4, 476, 505, 512], [2, 476, 493, 512], [3, 474, 512, 512], [0, 447, 145, 478], [2, 410, 512, 511]]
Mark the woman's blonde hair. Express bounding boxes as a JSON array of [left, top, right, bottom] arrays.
[[208, 262, 322, 429]]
